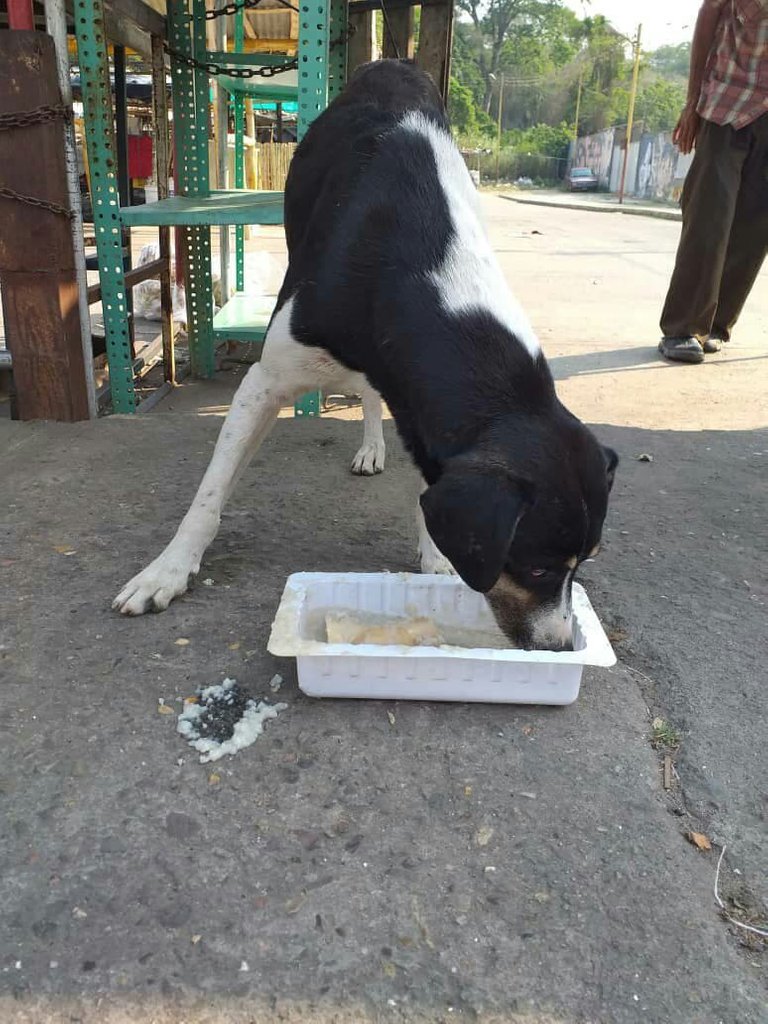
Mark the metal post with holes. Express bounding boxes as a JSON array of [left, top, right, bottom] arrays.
[[44, 0, 97, 417], [234, 5, 246, 293], [328, 0, 348, 102], [215, 16, 230, 303], [174, 0, 215, 378], [294, 0, 330, 418], [72, 0, 136, 412]]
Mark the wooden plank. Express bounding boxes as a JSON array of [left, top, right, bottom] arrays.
[[0, 32, 90, 421], [87, 256, 167, 304], [350, 0, 418, 12], [347, 7, 376, 75], [415, 0, 454, 99], [63, 0, 155, 57], [104, 0, 165, 41], [382, 5, 413, 59]]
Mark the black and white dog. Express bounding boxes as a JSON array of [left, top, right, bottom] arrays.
[[114, 60, 617, 650]]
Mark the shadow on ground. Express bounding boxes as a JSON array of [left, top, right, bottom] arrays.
[[1, 409, 765, 1024], [548, 346, 768, 381]]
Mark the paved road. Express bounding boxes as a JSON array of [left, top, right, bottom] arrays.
[[0, 198, 765, 1023]]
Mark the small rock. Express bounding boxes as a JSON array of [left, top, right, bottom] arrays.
[[269, 674, 283, 692], [72, 906, 87, 919], [174, 638, 190, 647], [285, 892, 307, 915], [202, 578, 215, 587], [636, 453, 654, 463], [475, 826, 494, 847], [240, 960, 249, 972], [165, 812, 200, 839]]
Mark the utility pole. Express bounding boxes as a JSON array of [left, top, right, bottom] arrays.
[[495, 71, 504, 184], [573, 64, 584, 141], [618, 23, 642, 205]]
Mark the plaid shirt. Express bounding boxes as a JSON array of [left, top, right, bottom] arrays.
[[698, 0, 768, 129]]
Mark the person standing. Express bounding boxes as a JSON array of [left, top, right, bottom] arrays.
[[658, 0, 768, 364]]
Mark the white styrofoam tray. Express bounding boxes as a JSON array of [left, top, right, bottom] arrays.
[[268, 572, 616, 705]]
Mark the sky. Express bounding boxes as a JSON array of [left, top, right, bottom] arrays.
[[562, 0, 702, 51]]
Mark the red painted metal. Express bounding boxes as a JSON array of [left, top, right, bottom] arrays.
[[7, 0, 35, 31]]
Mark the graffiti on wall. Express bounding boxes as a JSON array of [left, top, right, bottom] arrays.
[[571, 128, 615, 186], [635, 133, 686, 202]]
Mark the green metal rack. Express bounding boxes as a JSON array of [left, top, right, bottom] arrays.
[[74, 0, 347, 414]]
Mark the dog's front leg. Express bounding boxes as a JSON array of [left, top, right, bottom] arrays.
[[416, 481, 456, 575], [113, 361, 285, 614]]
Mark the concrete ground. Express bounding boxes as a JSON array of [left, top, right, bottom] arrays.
[[1, 197, 766, 1023]]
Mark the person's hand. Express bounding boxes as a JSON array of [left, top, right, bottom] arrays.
[[673, 104, 701, 154]]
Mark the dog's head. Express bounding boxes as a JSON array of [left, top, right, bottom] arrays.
[[420, 414, 617, 650]]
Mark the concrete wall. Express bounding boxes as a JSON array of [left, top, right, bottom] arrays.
[[571, 129, 695, 203]]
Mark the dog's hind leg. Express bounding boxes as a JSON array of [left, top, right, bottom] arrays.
[[350, 384, 386, 476], [113, 298, 310, 615]]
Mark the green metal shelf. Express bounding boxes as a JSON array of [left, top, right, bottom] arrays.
[[120, 190, 284, 227], [213, 291, 275, 342], [75, 0, 342, 413], [218, 77, 298, 101]]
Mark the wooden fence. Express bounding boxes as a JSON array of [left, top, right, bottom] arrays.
[[255, 142, 296, 191]]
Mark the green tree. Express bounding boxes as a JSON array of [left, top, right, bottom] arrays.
[[448, 78, 480, 135], [634, 78, 688, 133], [648, 42, 691, 80]]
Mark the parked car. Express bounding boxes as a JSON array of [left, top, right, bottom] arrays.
[[567, 167, 599, 192]]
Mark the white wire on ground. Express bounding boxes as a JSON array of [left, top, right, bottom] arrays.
[[714, 845, 768, 939]]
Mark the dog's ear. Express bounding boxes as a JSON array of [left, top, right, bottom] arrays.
[[420, 469, 535, 592], [603, 446, 619, 491]]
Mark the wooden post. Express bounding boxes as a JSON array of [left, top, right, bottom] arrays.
[[348, 7, 377, 75], [415, 0, 454, 100], [0, 32, 91, 421], [382, 6, 414, 60], [245, 97, 257, 190], [7, 0, 34, 30], [151, 34, 175, 385]]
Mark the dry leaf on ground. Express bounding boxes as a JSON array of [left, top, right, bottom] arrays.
[[687, 831, 712, 851]]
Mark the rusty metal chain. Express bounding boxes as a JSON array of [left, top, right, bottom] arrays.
[[0, 186, 74, 219], [164, 19, 352, 79], [0, 103, 72, 132], [206, 0, 299, 20], [164, 43, 298, 77]]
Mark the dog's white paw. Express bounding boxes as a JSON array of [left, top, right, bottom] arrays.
[[351, 440, 385, 476], [419, 546, 456, 576], [113, 549, 199, 615]]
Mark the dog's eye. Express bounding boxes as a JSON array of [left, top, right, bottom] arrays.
[[529, 569, 547, 578]]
